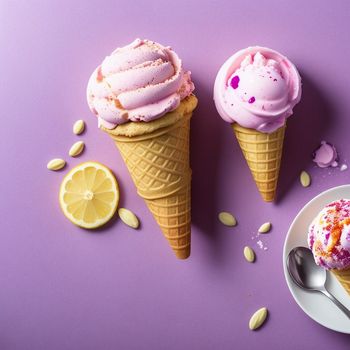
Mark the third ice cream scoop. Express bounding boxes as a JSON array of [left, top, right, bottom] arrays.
[[308, 199, 350, 295]]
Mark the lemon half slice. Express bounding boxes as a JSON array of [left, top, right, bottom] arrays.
[[59, 162, 119, 229]]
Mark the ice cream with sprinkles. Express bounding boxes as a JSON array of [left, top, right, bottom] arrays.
[[308, 199, 350, 270]]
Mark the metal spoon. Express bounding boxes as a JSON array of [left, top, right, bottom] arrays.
[[287, 246, 350, 319]]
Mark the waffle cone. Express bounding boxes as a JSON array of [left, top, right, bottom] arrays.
[[331, 267, 350, 296], [103, 95, 198, 259], [232, 123, 285, 202]]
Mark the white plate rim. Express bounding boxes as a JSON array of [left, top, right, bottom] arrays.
[[283, 184, 350, 334]]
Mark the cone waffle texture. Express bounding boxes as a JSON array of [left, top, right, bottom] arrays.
[[232, 123, 285, 202], [331, 267, 350, 296], [103, 95, 198, 259]]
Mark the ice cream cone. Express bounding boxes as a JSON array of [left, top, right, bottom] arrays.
[[331, 268, 350, 295], [232, 123, 285, 202], [103, 95, 197, 259]]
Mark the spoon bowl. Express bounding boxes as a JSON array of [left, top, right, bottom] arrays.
[[287, 246, 327, 291]]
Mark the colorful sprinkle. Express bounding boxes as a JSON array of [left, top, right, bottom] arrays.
[[248, 96, 256, 104], [96, 66, 103, 82], [230, 75, 240, 89]]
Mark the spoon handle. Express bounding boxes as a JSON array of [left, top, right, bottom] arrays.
[[321, 289, 350, 319]]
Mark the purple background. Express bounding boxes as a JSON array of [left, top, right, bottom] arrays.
[[1, 0, 350, 349]]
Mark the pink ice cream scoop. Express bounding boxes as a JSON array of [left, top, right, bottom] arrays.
[[214, 46, 302, 133], [87, 39, 194, 129], [308, 199, 350, 270]]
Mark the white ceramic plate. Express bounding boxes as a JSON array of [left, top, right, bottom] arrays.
[[283, 185, 350, 333]]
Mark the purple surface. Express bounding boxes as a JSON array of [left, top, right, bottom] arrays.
[[1, 0, 350, 349]]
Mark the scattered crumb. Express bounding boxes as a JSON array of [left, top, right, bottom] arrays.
[[251, 232, 269, 251], [251, 232, 260, 239], [340, 164, 348, 171]]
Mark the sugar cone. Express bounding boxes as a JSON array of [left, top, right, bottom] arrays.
[[331, 268, 350, 296], [232, 123, 285, 202], [103, 95, 197, 259]]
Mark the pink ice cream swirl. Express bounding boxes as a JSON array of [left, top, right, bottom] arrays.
[[214, 47, 301, 133], [308, 199, 350, 270], [87, 39, 194, 129]]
